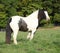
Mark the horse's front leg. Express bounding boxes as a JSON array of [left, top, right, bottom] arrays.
[[13, 29, 19, 45], [30, 29, 36, 40], [27, 32, 31, 39]]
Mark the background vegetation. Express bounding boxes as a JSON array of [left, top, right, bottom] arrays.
[[0, 0, 60, 28]]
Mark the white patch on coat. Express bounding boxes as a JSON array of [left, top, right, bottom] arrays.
[[10, 16, 21, 44], [22, 10, 39, 31], [44, 11, 50, 21]]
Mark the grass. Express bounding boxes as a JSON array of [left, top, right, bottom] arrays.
[[0, 27, 60, 53]]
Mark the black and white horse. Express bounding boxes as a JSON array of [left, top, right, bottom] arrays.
[[6, 9, 50, 45]]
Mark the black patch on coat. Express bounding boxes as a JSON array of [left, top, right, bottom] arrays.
[[6, 18, 12, 44], [18, 18, 28, 32]]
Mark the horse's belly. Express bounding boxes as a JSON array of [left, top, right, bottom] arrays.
[[19, 18, 28, 32], [19, 25, 28, 32]]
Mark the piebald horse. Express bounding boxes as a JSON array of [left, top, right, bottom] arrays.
[[6, 9, 50, 45]]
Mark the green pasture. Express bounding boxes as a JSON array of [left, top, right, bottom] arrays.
[[0, 27, 60, 53]]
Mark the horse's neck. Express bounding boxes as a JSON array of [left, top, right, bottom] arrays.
[[27, 10, 38, 18], [22, 10, 39, 22]]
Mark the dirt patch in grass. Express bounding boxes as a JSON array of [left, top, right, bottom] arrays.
[[38, 26, 60, 30]]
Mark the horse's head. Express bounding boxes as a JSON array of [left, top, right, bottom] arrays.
[[38, 9, 50, 21]]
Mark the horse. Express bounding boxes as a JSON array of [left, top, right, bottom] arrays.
[[6, 9, 50, 45]]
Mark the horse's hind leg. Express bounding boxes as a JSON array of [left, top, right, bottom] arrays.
[[13, 29, 19, 45], [10, 22, 19, 45]]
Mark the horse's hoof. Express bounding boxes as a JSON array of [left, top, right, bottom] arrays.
[[14, 42, 18, 45], [27, 36, 30, 39]]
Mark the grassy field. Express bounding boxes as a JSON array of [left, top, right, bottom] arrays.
[[0, 27, 60, 53]]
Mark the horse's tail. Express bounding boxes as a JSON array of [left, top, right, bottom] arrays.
[[6, 18, 12, 44]]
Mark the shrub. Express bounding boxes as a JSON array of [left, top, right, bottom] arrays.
[[53, 13, 60, 26], [0, 12, 7, 28], [40, 19, 49, 27], [53, 13, 60, 22]]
